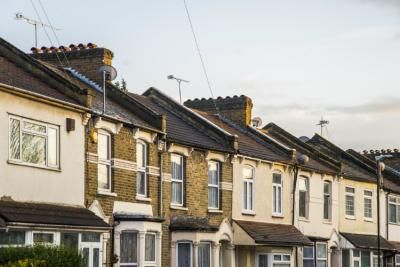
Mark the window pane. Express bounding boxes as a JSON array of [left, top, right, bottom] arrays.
[[23, 121, 46, 133], [0, 230, 25, 245], [324, 182, 330, 194], [299, 178, 308, 191], [248, 182, 253, 210], [273, 173, 282, 184], [198, 243, 211, 267], [208, 187, 218, 208], [389, 203, 397, 223], [304, 247, 314, 258], [98, 164, 110, 190], [137, 171, 146, 196], [61, 233, 79, 249], [22, 133, 46, 165], [259, 255, 268, 267], [120, 232, 137, 263], [83, 248, 89, 267], [283, 255, 290, 261], [364, 198, 372, 218], [172, 181, 183, 204], [361, 251, 371, 267], [324, 195, 330, 220], [299, 191, 306, 217], [274, 255, 282, 261], [346, 195, 355, 216], [353, 250, 360, 257], [137, 142, 146, 168], [317, 244, 327, 258], [10, 119, 20, 160], [346, 187, 355, 193], [145, 234, 155, 262], [93, 248, 100, 267], [304, 260, 314, 267], [171, 154, 183, 181], [81, 233, 100, 242], [243, 165, 254, 179], [208, 161, 219, 185], [317, 260, 327, 267], [98, 133, 110, 160], [48, 127, 58, 166], [243, 182, 248, 209], [33, 233, 54, 244], [178, 243, 191, 267]]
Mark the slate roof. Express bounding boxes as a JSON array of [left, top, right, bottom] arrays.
[[169, 216, 218, 232], [234, 220, 312, 246], [340, 232, 396, 251], [262, 123, 340, 174], [390, 241, 400, 253], [0, 200, 110, 229], [128, 90, 233, 153], [192, 111, 292, 163]]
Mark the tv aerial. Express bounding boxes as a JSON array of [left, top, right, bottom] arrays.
[[167, 75, 189, 104], [316, 117, 329, 137], [98, 65, 118, 114]]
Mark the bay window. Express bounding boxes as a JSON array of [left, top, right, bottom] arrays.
[[323, 181, 332, 220], [299, 176, 309, 218], [145, 233, 156, 266], [0, 230, 25, 246], [258, 254, 291, 267], [273, 172, 283, 215], [33, 232, 55, 245], [243, 165, 254, 212], [345, 187, 355, 217], [364, 190, 373, 219], [198, 242, 211, 267], [208, 161, 220, 209], [303, 246, 314, 267], [9, 116, 59, 168], [316, 243, 327, 267], [171, 154, 184, 205], [120, 232, 138, 266], [396, 255, 400, 267], [177, 242, 192, 267], [98, 130, 112, 192], [137, 140, 148, 197]]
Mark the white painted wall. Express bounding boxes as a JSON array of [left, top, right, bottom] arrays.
[[0, 91, 85, 205]]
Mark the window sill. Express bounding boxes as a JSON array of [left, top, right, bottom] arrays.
[[170, 205, 188, 211], [136, 196, 151, 202], [272, 214, 284, 218], [242, 210, 256, 216], [364, 218, 373, 222], [345, 215, 356, 220], [298, 217, 310, 222], [97, 190, 117, 197], [323, 220, 332, 225], [208, 209, 223, 214], [7, 160, 61, 172]]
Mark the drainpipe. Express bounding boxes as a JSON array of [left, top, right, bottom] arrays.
[[159, 151, 164, 217]]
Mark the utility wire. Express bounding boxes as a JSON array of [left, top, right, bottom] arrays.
[[183, 0, 220, 114], [37, 0, 71, 68]]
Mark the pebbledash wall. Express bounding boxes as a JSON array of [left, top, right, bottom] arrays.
[[0, 87, 85, 206]]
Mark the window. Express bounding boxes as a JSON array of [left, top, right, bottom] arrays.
[[258, 254, 269, 267], [171, 154, 184, 206], [364, 190, 373, 219], [33, 232, 54, 245], [177, 242, 192, 267], [208, 161, 220, 209], [273, 172, 283, 215], [299, 176, 309, 218], [61, 233, 79, 249], [389, 196, 399, 224], [9, 116, 59, 168], [387, 257, 394, 267], [81, 233, 100, 242], [316, 243, 327, 267], [396, 255, 400, 267], [272, 254, 291, 267], [145, 233, 156, 266], [353, 250, 361, 267], [120, 232, 138, 266], [345, 187, 355, 217], [198, 242, 211, 267], [361, 251, 371, 267], [372, 252, 382, 267], [137, 140, 148, 197], [98, 130, 112, 192], [303, 246, 314, 267], [323, 181, 331, 220], [0, 230, 25, 246], [243, 165, 254, 212]]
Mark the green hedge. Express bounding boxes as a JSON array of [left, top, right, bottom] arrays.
[[0, 245, 85, 267]]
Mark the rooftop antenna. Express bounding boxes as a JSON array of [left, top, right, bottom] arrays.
[[316, 117, 329, 137], [98, 65, 117, 114], [15, 12, 61, 47], [167, 75, 189, 104]]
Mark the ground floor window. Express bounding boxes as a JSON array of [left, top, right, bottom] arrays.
[[145, 233, 156, 267], [303, 243, 327, 267], [396, 255, 400, 267], [177, 242, 192, 267], [198, 242, 211, 267], [0, 230, 26, 246], [343, 249, 384, 267], [120, 231, 138, 266], [257, 253, 291, 267]]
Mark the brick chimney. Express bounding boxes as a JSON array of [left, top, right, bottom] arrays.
[[184, 95, 253, 126], [30, 43, 113, 84]]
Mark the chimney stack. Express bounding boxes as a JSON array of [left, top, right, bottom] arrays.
[[184, 95, 253, 126], [30, 42, 113, 84]]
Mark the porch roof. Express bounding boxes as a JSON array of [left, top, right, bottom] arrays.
[[340, 232, 396, 252]]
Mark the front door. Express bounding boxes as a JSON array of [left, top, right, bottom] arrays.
[[81, 242, 102, 267]]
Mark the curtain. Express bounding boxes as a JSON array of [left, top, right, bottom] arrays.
[[177, 243, 191, 267], [120, 232, 137, 264], [259, 255, 268, 267], [145, 234, 155, 262], [198, 243, 211, 267]]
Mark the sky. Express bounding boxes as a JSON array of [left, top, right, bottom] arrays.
[[1, 0, 400, 150]]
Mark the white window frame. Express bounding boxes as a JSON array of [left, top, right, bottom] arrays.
[[97, 129, 112, 193], [0, 230, 27, 247], [208, 161, 220, 210], [364, 190, 373, 220], [136, 139, 148, 198], [272, 254, 291, 267], [303, 246, 314, 267], [272, 171, 283, 216], [299, 176, 309, 219], [345, 187, 356, 218], [32, 231, 57, 245], [119, 231, 139, 267], [388, 196, 400, 224], [323, 181, 332, 221], [198, 242, 212, 267], [8, 115, 60, 169], [352, 249, 361, 267], [176, 241, 193, 267], [144, 232, 157, 267], [243, 164, 255, 213], [395, 255, 400, 267], [316, 243, 327, 267], [171, 153, 184, 206]]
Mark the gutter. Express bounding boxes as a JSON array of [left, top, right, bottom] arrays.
[[7, 222, 111, 231]]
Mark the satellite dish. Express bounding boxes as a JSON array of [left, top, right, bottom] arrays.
[[98, 65, 117, 81], [251, 117, 263, 128]]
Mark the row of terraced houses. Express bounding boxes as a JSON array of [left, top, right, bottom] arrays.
[[1, 37, 400, 267]]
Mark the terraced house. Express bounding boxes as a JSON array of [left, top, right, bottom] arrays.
[[129, 88, 237, 267], [0, 38, 109, 264]]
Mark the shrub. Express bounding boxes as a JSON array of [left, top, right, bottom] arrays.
[[0, 245, 84, 267]]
